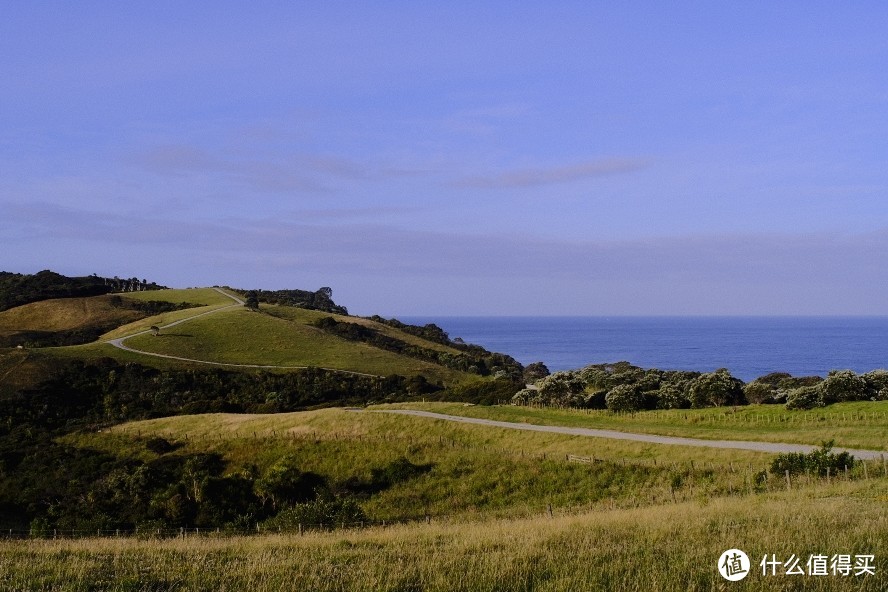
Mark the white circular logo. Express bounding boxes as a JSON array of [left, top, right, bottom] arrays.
[[718, 549, 750, 581]]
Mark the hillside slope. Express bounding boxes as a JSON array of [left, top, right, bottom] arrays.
[[120, 305, 466, 384], [0, 295, 143, 332]]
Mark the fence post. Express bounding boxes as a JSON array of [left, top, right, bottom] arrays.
[[785, 470, 791, 490], [547, 504, 553, 518]]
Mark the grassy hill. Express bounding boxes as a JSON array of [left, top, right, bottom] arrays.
[[121, 305, 469, 384], [21, 404, 883, 590], [0, 295, 145, 347], [0, 287, 501, 390], [0, 288, 213, 348], [0, 295, 141, 333], [3, 280, 887, 589]]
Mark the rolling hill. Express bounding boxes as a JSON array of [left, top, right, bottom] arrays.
[[2, 274, 887, 591], [1, 284, 521, 401]]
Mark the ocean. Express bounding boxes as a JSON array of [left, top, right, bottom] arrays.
[[399, 316, 888, 382]]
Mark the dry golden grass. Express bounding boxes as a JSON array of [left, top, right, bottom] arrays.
[[2, 481, 885, 591], [0, 295, 143, 333]]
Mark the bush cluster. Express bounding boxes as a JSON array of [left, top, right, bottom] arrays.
[[512, 362, 742, 412], [770, 441, 855, 476], [315, 316, 524, 380], [513, 362, 888, 412]]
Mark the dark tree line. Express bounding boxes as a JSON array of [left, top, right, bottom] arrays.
[[0, 270, 165, 312], [238, 286, 348, 315], [313, 317, 524, 381]]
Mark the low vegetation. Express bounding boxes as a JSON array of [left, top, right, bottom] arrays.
[[515, 361, 888, 413], [2, 481, 885, 591]]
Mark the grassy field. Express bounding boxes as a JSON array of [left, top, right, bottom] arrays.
[[2, 481, 885, 591], [120, 306, 469, 383], [118, 287, 236, 307], [66, 405, 888, 524], [0, 295, 144, 334], [264, 306, 463, 355], [99, 288, 238, 341], [382, 401, 888, 452], [18, 406, 888, 590], [3, 287, 488, 397]]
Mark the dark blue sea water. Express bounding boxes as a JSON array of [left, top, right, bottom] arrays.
[[399, 317, 888, 381]]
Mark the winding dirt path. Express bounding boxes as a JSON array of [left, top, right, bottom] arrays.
[[372, 409, 887, 460], [104, 288, 378, 377]]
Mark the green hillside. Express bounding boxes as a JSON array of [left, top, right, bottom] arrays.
[[1, 282, 518, 391], [58, 404, 888, 525], [121, 305, 467, 384], [0, 296, 143, 347]]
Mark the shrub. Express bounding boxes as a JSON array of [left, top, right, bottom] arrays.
[[863, 369, 888, 400], [537, 371, 586, 407], [262, 495, 367, 531], [785, 386, 823, 410], [511, 388, 539, 406], [605, 384, 646, 412], [818, 370, 868, 404], [743, 381, 777, 405], [657, 383, 690, 409], [770, 441, 854, 477], [688, 369, 745, 408], [145, 437, 175, 455]]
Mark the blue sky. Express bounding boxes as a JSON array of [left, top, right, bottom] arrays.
[[3, 2, 888, 315]]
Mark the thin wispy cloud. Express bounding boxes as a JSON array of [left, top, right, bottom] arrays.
[[126, 145, 378, 194], [6, 200, 888, 313], [453, 158, 649, 189]]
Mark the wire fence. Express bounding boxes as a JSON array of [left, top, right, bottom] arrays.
[[0, 516, 433, 542]]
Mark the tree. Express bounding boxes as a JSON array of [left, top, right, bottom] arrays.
[[688, 369, 745, 408], [863, 369, 888, 400], [522, 362, 550, 383], [818, 369, 868, 404], [605, 384, 646, 412], [785, 386, 823, 410], [244, 290, 260, 311], [657, 383, 690, 409], [537, 371, 586, 407], [255, 458, 326, 511]]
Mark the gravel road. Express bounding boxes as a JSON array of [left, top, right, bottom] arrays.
[[104, 288, 378, 377], [372, 409, 886, 460]]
